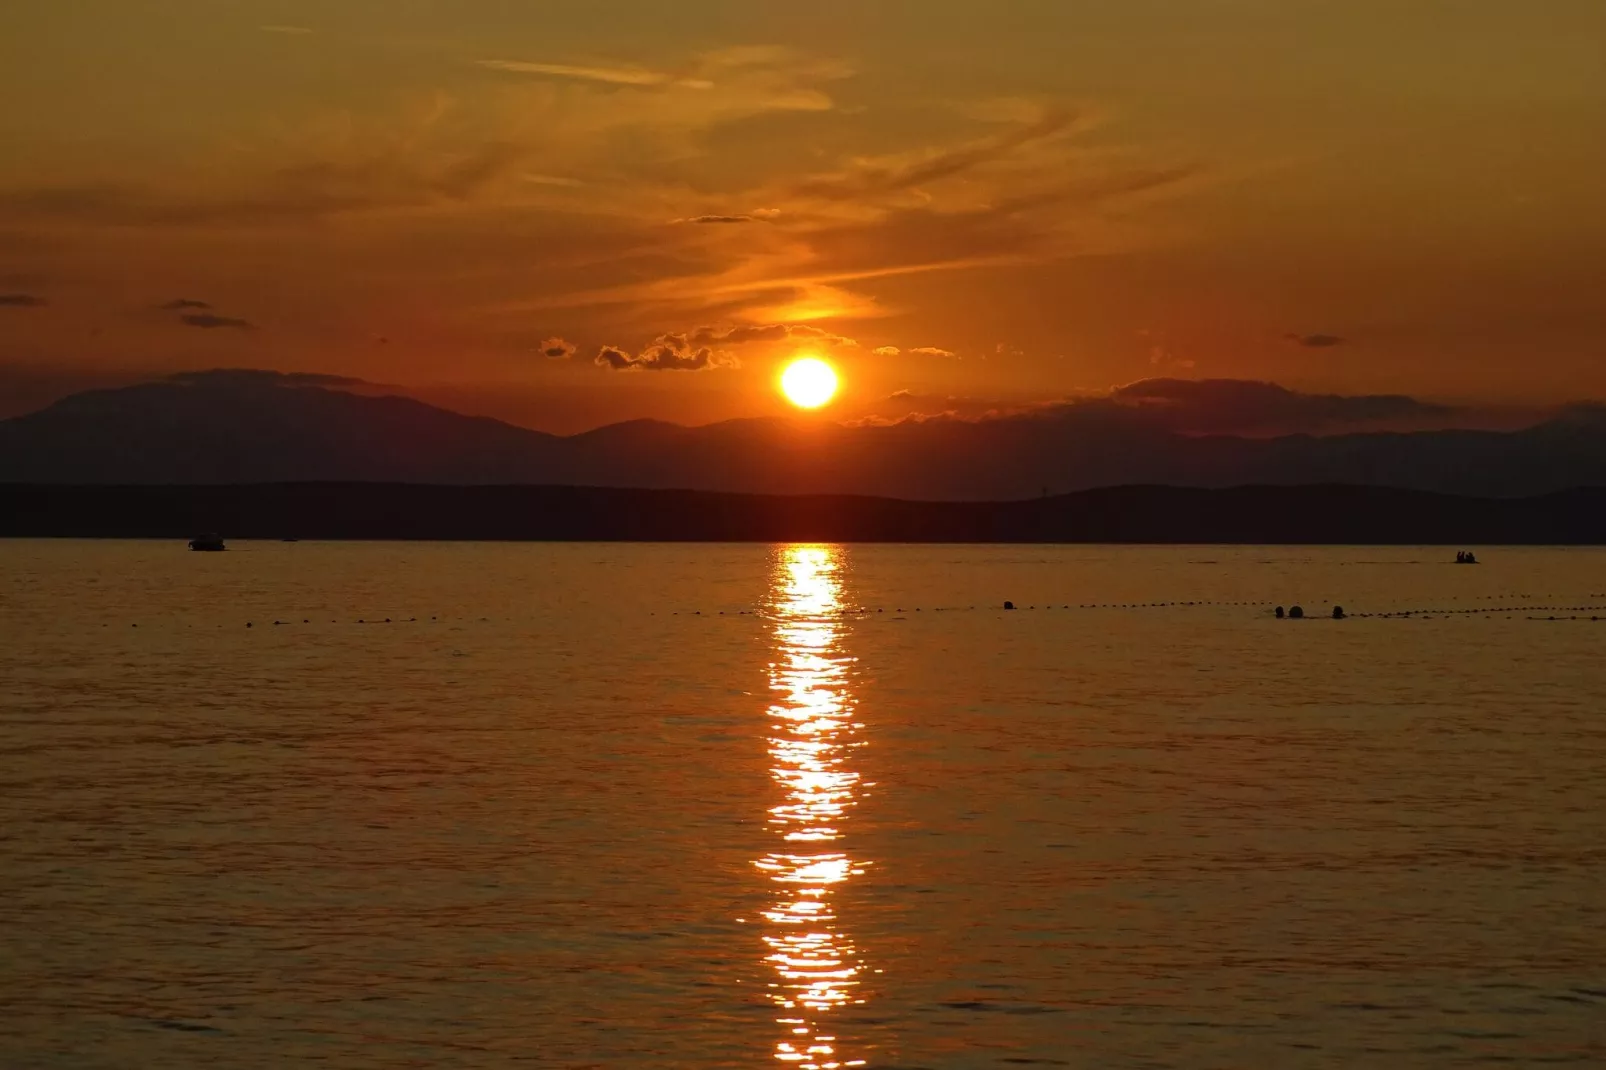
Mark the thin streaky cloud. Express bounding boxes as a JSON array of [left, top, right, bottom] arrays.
[[504, 254, 1037, 315], [791, 110, 1081, 202], [475, 59, 710, 89], [260, 25, 314, 35], [524, 174, 585, 188], [1286, 332, 1347, 348], [180, 313, 255, 330]]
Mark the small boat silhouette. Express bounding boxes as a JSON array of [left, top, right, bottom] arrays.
[[189, 532, 226, 552], [1455, 550, 1479, 564]]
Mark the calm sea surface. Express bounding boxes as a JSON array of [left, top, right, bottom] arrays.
[[2, 541, 1604, 1069]]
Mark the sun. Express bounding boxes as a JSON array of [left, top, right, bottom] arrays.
[[779, 357, 839, 409]]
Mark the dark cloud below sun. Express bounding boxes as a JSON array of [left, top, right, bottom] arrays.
[[180, 313, 255, 330]]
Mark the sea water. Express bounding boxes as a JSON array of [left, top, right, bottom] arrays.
[[2, 541, 1603, 1068]]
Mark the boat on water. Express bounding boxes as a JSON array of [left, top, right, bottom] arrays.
[[1455, 550, 1479, 564], [189, 533, 226, 552]]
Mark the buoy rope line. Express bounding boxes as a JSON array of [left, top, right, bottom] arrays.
[[94, 595, 1606, 628]]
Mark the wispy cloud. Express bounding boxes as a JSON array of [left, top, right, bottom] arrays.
[[790, 109, 1083, 203], [180, 313, 254, 330], [0, 137, 530, 227], [476, 59, 712, 90], [160, 298, 211, 310], [679, 323, 856, 348], [1107, 377, 1445, 434], [908, 346, 957, 358], [168, 369, 362, 388], [677, 214, 761, 224], [1286, 332, 1347, 348], [502, 105, 1197, 334], [0, 293, 46, 307], [524, 174, 584, 188], [873, 346, 901, 356]]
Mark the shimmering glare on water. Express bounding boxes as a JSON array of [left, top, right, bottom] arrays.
[[1, 540, 1604, 1069], [761, 547, 867, 1068]]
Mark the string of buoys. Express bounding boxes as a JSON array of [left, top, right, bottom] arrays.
[[202, 597, 1606, 630], [661, 596, 1606, 618]]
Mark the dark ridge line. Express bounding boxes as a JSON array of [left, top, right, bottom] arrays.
[[3, 482, 1605, 543]]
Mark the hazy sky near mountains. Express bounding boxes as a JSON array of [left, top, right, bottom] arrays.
[[2, 0, 1603, 432]]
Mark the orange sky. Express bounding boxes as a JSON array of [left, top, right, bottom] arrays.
[[2, 1, 1604, 432]]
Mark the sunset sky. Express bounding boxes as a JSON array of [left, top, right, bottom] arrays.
[[2, 1, 1603, 432]]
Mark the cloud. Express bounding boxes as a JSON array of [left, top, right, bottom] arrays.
[[1286, 333, 1347, 348], [792, 110, 1081, 203], [180, 313, 255, 330], [851, 389, 1025, 425], [160, 298, 211, 310], [594, 334, 740, 371], [908, 346, 957, 358], [1105, 377, 1448, 435], [785, 324, 858, 347], [510, 152, 1200, 330], [873, 346, 901, 357], [678, 214, 759, 224], [260, 25, 314, 35], [667, 323, 857, 348], [540, 336, 577, 359], [0, 137, 531, 228], [523, 173, 584, 188], [166, 369, 366, 388], [856, 378, 1466, 436], [0, 293, 45, 307], [476, 59, 711, 90]]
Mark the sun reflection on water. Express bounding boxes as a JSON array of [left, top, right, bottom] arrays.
[[758, 545, 869, 1069]]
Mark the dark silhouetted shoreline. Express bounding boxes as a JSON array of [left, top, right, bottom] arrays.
[[2, 483, 1603, 543]]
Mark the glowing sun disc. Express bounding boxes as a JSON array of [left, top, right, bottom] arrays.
[[781, 358, 839, 409]]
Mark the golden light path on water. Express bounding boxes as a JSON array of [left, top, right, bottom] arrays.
[[758, 546, 869, 1069]]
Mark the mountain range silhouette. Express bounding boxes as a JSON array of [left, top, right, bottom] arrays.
[[3, 369, 1604, 500]]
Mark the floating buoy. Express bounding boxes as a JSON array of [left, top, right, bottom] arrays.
[[1275, 606, 1285, 619], [1332, 606, 1346, 620], [1003, 600, 1015, 610], [1289, 605, 1304, 619]]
